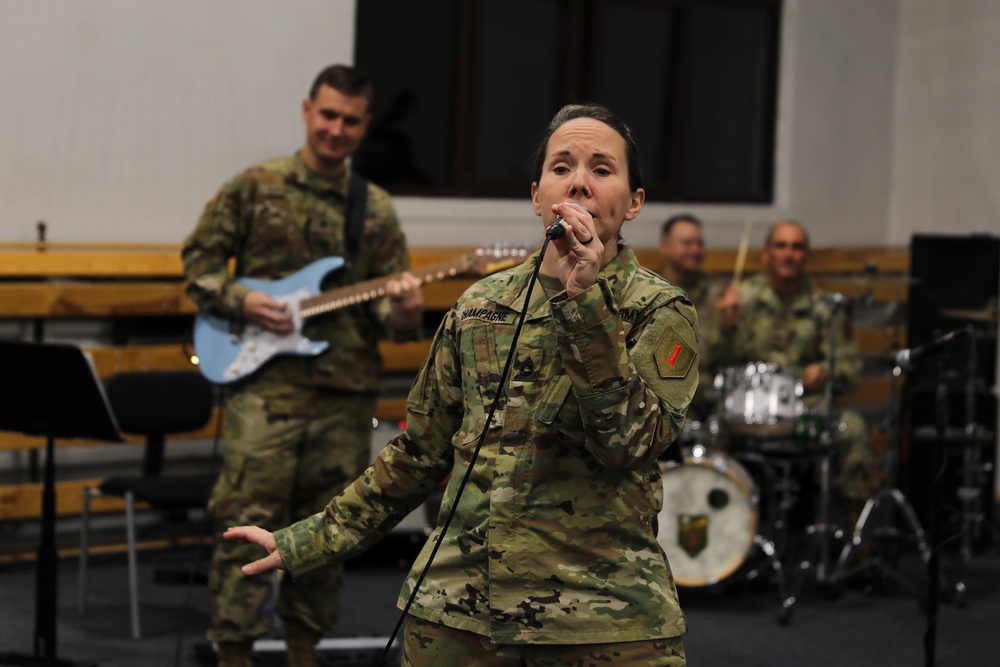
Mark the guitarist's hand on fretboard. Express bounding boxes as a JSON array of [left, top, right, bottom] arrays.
[[242, 290, 295, 334], [386, 271, 424, 333]]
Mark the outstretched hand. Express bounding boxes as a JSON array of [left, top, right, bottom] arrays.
[[223, 526, 286, 576]]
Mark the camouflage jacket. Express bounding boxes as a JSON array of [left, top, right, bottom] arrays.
[[181, 153, 410, 394], [274, 246, 699, 644], [673, 271, 728, 420], [712, 273, 861, 398]]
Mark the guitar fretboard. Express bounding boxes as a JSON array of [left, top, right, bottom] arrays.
[[299, 256, 474, 319]]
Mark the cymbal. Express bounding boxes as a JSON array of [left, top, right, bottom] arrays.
[[939, 305, 999, 322]]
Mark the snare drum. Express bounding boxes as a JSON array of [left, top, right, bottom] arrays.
[[657, 447, 758, 587], [717, 363, 804, 436]]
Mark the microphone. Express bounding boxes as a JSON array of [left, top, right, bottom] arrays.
[[895, 328, 966, 369], [545, 215, 568, 240], [545, 203, 591, 240]]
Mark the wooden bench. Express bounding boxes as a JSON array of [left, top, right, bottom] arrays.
[[0, 242, 910, 559]]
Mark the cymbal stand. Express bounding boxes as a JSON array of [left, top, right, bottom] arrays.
[[830, 333, 934, 599], [778, 294, 846, 624]]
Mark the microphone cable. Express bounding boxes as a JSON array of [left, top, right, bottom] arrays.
[[374, 226, 564, 665]]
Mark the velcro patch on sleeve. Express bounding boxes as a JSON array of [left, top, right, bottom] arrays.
[[653, 324, 698, 379]]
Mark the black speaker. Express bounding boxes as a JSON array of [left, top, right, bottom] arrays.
[[901, 234, 999, 549], [906, 233, 998, 388]]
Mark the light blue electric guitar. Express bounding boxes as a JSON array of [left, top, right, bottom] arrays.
[[193, 247, 528, 384]]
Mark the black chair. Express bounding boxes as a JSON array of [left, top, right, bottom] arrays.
[[77, 370, 217, 639]]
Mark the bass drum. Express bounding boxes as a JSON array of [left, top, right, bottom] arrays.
[[657, 447, 758, 587]]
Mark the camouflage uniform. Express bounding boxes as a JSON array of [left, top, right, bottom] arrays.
[[667, 271, 728, 423], [182, 152, 412, 643], [274, 246, 699, 656], [711, 273, 880, 502], [402, 614, 686, 666]]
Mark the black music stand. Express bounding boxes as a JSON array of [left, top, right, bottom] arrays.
[[0, 341, 121, 667]]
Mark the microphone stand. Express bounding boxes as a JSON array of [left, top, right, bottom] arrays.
[[901, 329, 969, 667], [923, 352, 951, 667], [830, 331, 933, 600]]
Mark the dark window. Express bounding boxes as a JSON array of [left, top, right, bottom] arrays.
[[354, 0, 780, 203]]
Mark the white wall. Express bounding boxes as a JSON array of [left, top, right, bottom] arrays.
[[1, 0, 998, 250], [888, 0, 1000, 242], [0, 0, 356, 243], [0, 0, 901, 251]]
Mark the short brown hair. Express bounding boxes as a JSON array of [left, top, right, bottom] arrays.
[[308, 64, 374, 103]]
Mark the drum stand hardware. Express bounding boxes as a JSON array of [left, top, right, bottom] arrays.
[[778, 434, 843, 624], [736, 449, 810, 561], [952, 325, 997, 563], [735, 449, 811, 604], [832, 486, 934, 599], [778, 293, 850, 624], [830, 354, 943, 607], [745, 533, 790, 601]]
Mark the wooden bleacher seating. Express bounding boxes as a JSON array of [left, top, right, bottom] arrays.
[[0, 242, 910, 560]]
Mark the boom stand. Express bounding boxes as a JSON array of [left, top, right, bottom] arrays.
[[778, 293, 847, 624], [831, 355, 934, 600], [0, 341, 121, 667]]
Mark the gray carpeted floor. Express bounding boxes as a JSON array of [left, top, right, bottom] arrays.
[[0, 526, 997, 666]]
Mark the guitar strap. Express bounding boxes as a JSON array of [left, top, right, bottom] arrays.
[[344, 171, 368, 268]]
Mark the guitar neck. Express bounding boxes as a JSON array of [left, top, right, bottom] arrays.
[[299, 256, 474, 319]]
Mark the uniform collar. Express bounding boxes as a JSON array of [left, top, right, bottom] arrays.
[[755, 274, 819, 313], [287, 151, 350, 197], [498, 245, 638, 316]]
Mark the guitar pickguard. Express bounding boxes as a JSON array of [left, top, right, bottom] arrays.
[[193, 257, 343, 384], [220, 287, 326, 382]]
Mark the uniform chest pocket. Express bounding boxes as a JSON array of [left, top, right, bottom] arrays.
[[248, 190, 303, 253]]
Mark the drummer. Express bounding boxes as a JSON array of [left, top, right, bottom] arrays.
[[656, 214, 728, 425], [711, 220, 881, 528]]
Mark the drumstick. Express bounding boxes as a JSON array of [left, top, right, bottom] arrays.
[[730, 219, 753, 290]]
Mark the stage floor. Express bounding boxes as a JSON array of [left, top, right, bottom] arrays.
[[0, 526, 998, 666]]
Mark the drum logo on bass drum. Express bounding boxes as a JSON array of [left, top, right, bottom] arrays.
[[678, 514, 709, 557]]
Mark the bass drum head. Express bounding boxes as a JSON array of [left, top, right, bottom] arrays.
[[657, 449, 758, 587]]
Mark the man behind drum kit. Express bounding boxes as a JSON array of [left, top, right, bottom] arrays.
[[657, 214, 729, 425], [711, 220, 882, 531]]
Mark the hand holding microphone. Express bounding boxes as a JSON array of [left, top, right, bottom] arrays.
[[545, 202, 595, 245], [542, 202, 600, 298]]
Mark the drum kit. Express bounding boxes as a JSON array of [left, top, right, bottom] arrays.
[[657, 362, 823, 606], [658, 362, 884, 623], [659, 303, 999, 623]]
